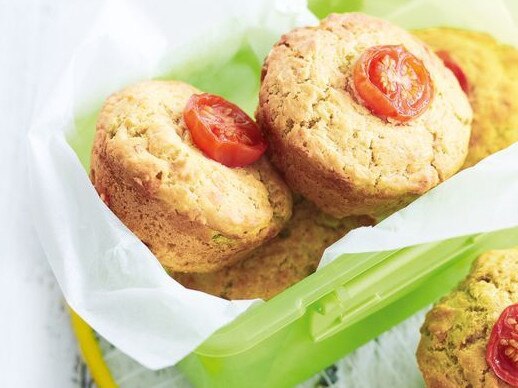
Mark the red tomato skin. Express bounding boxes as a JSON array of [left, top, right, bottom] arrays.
[[352, 45, 434, 123], [486, 304, 518, 387], [435, 50, 470, 95], [183, 94, 267, 168]]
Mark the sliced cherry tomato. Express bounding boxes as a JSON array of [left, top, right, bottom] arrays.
[[352, 45, 434, 123], [435, 50, 470, 95], [487, 304, 518, 386], [183, 93, 267, 167]]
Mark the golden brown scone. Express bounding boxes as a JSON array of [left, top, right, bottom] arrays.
[[414, 28, 518, 168], [257, 13, 472, 218], [91, 80, 292, 273], [172, 198, 373, 300], [417, 249, 518, 387]]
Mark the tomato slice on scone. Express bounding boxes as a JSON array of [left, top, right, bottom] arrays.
[[435, 50, 470, 95], [487, 304, 518, 386], [352, 45, 434, 123], [183, 93, 267, 167]]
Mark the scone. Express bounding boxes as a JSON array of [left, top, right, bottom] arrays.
[[91, 80, 292, 273], [417, 249, 518, 387], [172, 198, 372, 300], [257, 13, 472, 218], [414, 28, 518, 168]]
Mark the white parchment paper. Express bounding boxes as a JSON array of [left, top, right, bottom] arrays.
[[27, 0, 316, 369], [27, 0, 518, 370]]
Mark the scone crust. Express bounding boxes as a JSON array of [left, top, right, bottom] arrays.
[[257, 13, 472, 218], [417, 249, 518, 388], [172, 199, 372, 300], [91, 80, 292, 272], [414, 28, 518, 169]]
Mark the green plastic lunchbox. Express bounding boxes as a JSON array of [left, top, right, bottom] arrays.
[[68, 0, 518, 386]]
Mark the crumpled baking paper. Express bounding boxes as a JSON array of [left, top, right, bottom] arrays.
[[27, 0, 518, 370], [27, 0, 316, 369]]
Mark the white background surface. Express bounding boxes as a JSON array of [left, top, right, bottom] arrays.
[[1, 0, 102, 386], [0, 1, 425, 387]]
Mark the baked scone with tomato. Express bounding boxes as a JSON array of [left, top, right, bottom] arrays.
[[414, 28, 518, 168], [417, 249, 518, 387], [91, 80, 292, 273], [257, 13, 472, 218], [172, 198, 372, 300]]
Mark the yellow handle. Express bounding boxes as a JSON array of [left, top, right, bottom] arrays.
[[69, 307, 117, 388]]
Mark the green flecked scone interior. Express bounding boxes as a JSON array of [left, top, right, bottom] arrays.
[[417, 248, 518, 387]]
